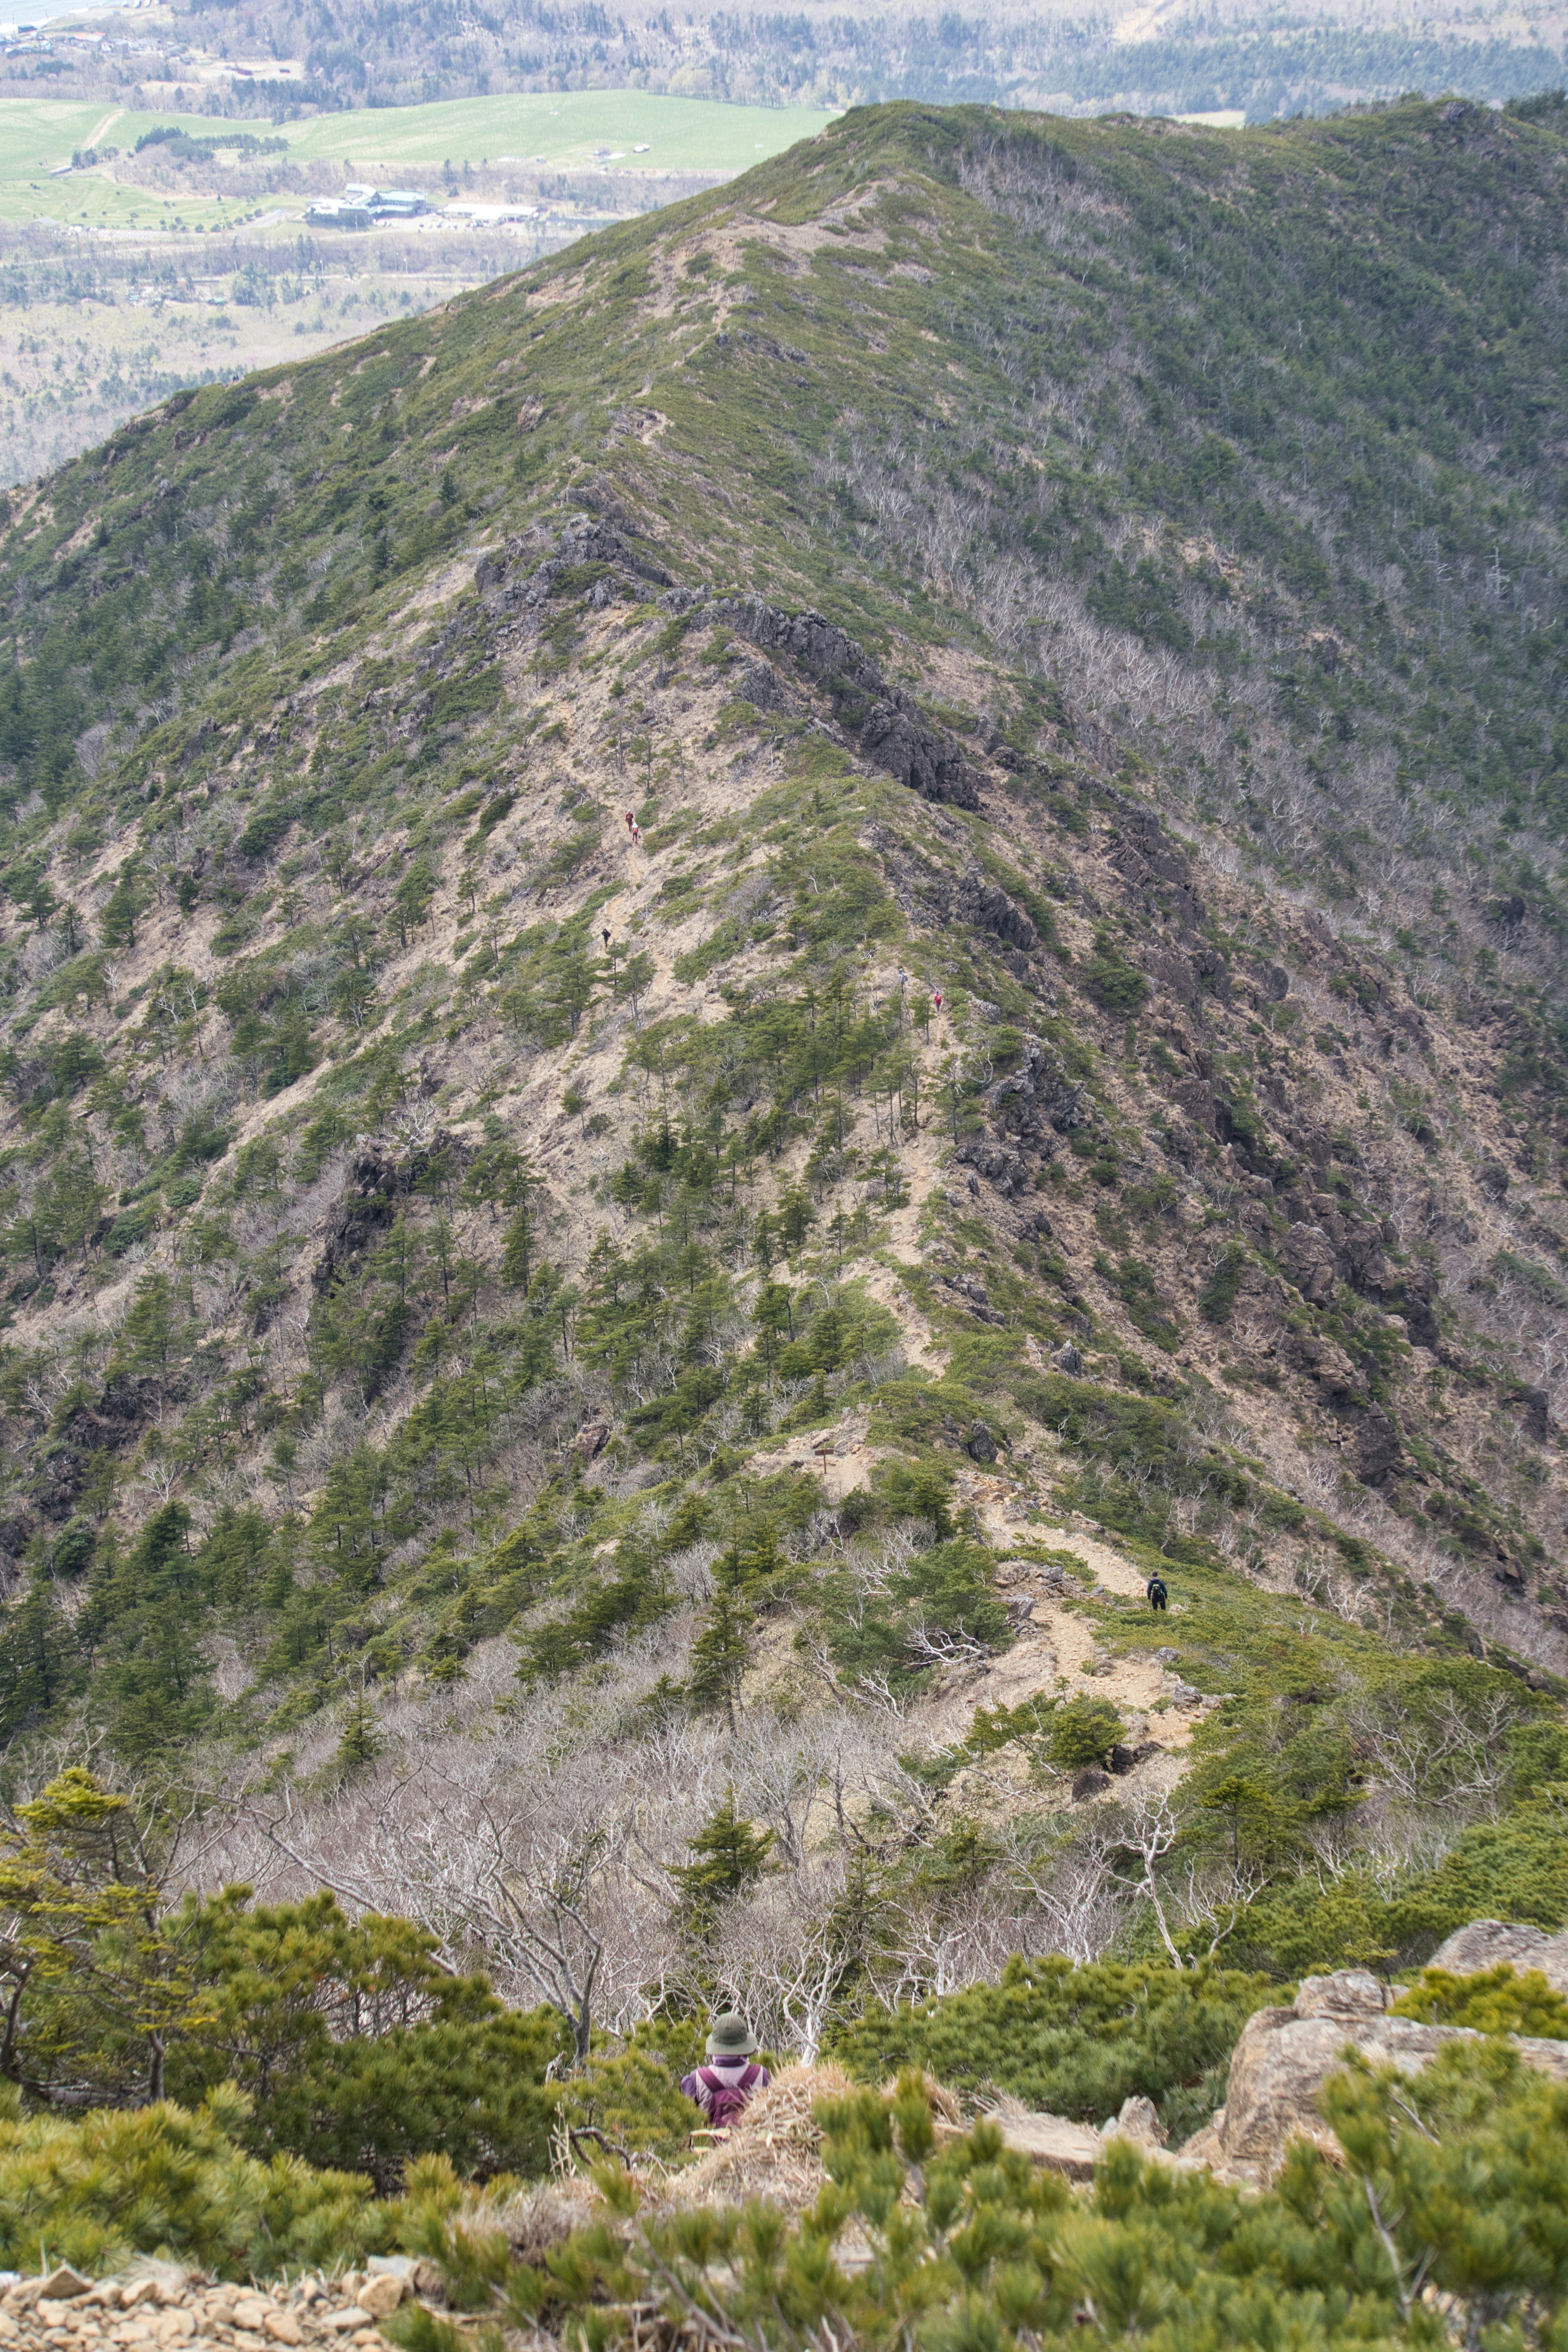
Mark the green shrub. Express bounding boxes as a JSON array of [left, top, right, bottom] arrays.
[[1199, 1245, 1246, 1325], [1079, 934, 1150, 1015], [818, 1537, 1009, 1695], [233, 2015, 561, 2193], [1390, 1963, 1568, 2039], [1218, 1806, 1568, 1977], [1, 1789, 565, 2192], [421, 2045, 1568, 2352], [558, 2020, 707, 2163], [104, 1199, 158, 1254], [826, 1957, 1276, 2140], [0, 2083, 391, 2277], [1048, 1695, 1125, 1770]]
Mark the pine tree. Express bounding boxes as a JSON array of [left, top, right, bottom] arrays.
[[687, 1547, 756, 1730], [671, 1795, 773, 1940], [114, 1274, 189, 1407], [462, 1138, 534, 1219], [501, 1197, 535, 1294], [98, 860, 147, 951], [0, 1768, 204, 2101], [334, 1687, 382, 1779], [0, 1576, 76, 1740]]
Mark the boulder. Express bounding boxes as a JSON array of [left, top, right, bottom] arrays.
[[37, 2271, 91, 2304], [1183, 1966, 1568, 2185], [987, 2100, 1105, 2180], [1100, 2094, 1167, 2149], [1278, 1226, 1338, 1306], [354, 2278, 407, 2320], [959, 2094, 1199, 2185], [1427, 1919, 1568, 1992]]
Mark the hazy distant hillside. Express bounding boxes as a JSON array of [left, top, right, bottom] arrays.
[[5, 0, 1564, 122]]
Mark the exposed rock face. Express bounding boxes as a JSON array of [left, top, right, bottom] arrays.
[[1107, 808, 1207, 930], [951, 1036, 1091, 1196], [1182, 1966, 1568, 2185], [984, 2099, 1105, 2180], [488, 545, 984, 809], [978, 2092, 1183, 2182], [921, 869, 1038, 951], [1427, 1919, 1568, 1990], [711, 593, 981, 808], [477, 512, 674, 605], [311, 1137, 467, 1297]]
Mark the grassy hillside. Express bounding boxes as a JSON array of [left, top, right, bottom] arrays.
[[0, 91, 840, 229], [0, 92, 1566, 2145]]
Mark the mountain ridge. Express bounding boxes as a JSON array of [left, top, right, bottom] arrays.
[[0, 100, 1565, 2049]]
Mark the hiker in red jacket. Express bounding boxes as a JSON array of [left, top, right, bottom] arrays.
[[680, 2013, 770, 2131]]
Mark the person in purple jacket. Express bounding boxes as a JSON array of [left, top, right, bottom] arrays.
[[680, 2012, 771, 2131]]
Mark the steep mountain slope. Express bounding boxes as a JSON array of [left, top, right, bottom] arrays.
[[0, 96, 1567, 2017]]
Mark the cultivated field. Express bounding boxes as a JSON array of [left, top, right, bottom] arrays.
[[0, 89, 836, 230], [277, 89, 837, 173], [0, 86, 834, 481]]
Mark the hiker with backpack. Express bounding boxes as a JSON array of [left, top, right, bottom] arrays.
[[680, 2013, 770, 2132], [1147, 1573, 1169, 1612]]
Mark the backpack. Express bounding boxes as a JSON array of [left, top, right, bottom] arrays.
[[698, 2064, 762, 2129]]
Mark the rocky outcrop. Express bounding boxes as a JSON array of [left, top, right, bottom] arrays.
[[1181, 1966, 1568, 2185], [952, 1134, 1033, 1198], [951, 1036, 1091, 1198], [312, 1138, 467, 1297], [920, 869, 1038, 951], [709, 594, 980, 808], [476, 512, 673, 607], [1107, 806, 1207, 930], [1427, 1919, 1568, 1990], [481, 530, 985, 809], [978, 2093, 1187, 2180]]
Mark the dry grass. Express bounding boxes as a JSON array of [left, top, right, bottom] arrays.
[[479, 2176, 606, 2259], [658, 2062, 860, 2212]]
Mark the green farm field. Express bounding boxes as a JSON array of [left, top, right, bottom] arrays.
[[281, 88, 839, 173], [0, 89, 838, 229], [0, 99, 262, 228]]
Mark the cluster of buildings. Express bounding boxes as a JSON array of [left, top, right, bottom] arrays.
[[305, 183, 546, 232], [305, 183, 430, 228]]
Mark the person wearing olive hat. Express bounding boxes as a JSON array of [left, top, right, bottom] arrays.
[[680, 2012, 771, 2130]]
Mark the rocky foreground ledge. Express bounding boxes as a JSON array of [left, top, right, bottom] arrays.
[[0, 2261, 424, 2352]]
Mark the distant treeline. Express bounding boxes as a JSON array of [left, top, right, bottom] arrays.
[[2, 0, 1564, 120], [149, 0, 1567, 121], [1035, 29, 1567, 118]]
